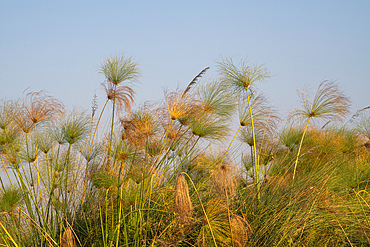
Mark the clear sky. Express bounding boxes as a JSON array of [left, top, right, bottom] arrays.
[[1, 0, 369, 119]]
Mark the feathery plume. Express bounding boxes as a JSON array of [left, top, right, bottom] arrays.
[[60, 226, 76, 247], [100, 54, 140, 86], [174, 174, 193, 224], [182, 67, 210, 97], [231, 215, 252, 247], [22, 91, 64, 124]]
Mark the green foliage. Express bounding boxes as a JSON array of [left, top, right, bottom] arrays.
[[217, 56, 269, 95], [0, 186, 23, 212], [197, 80, 235, 119], [280, 127, 303, 152], [61, 111, 91, 145], [291, 80, 351, 124], [189, 113, 230, 140], [100, 55, 140, 86], [355, 115, 370, 139], [90, 170, 121, 189]]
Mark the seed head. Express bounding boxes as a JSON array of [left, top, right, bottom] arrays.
[[231, 215, 252, 247], [174, 174, 193, 224], [211, 161, 237, 199], [22, 91, 64, 124], [100, 54, 140, 86], [60, 226, 76, 247]]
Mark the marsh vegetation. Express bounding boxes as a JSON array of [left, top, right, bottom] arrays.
[[0, 55, 369, 246]]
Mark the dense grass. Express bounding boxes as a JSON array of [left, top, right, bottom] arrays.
[[0, 55, 370, 246]]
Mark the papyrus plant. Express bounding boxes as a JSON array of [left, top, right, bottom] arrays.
[[217, 56, 269, 198], [97, 55, 140, 165], [290, 81, 350, 180]]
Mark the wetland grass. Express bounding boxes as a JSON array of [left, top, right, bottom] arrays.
[[0, 55, 369, 246]]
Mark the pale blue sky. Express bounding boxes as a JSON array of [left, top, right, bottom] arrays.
[[1, 0, 369, 118]]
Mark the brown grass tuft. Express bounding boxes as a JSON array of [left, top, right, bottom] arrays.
[[60, 226, 76, 247], [211, 161, 237, 199], [174, 174, 193, 224], [231, 215, 252, 247], [102, 82, 135, 114], [22, 91, 64, 124]]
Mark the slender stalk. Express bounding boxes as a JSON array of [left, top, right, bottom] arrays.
[[152, 132, 194, 186], [224, 176, 234, 247], [153, 119, 174, 166], [220, 125, 242, 164], [88, 99, 108, 161], [25, 132, 35, 193], [250, 146, 254, 183], [150, 212, 166, 246], [0, 225, 12, 246], [105, 188, 109, 245], [107, 84, 118, 168], [292, 117, 311, 180], [181, 172, 217, 246], [144, 175, 154, 245], [18, 208, 58, 246], [33, 123, 44, 212], [115, 184, 124, 247], [0, 176, 5, 191], [82, 99, 109, 200], [63, 144, 72, 210], [354, 190, 370, 229], [98, 189, 106, 246], [0, 156, 13, 188], [13, 156, 43, 243], [154, 125, 190, 170], [256, 109, 273, 177], [167, 136, 200, 184], [246, 89, 259, 199], [0, 221, 19, 247]]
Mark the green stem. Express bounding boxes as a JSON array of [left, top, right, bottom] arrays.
[[153, 120, 174, 165], [0, 156, 13, 188], [25, 133, 35, 193], [63, 144, 72, 210], [292, 117, 311, 181], [152, 131, 193, 186], [246, 90, 259, 199], [88, 99, 109, 162], [115, 184, 124, 247], [221, 125, 242, 164], [0, 221, 19, 247], [167, 136, 200, 184], [107, 84, 118, 168], [0, 176, 5, 191], [98, 189, 106, 246], [181, 172, 218, 247], [224, 176, 234, 247], [154, 125, 190, 170], [33, 123, 44, 213], [105, 189, 109, 245], [82, 99, 109, 202], [250, 146, 254, 183]]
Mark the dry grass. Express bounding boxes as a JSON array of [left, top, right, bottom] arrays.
[[174, 174, 193, 224], [60, 227, 76, 247], [231, 215, 252, 247]]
